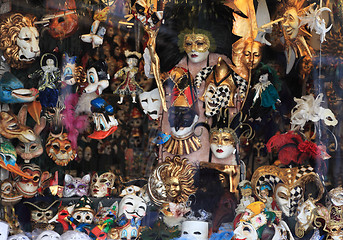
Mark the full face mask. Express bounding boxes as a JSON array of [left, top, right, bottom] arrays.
[[90, 172, 115, 198], [295, 198, 317, 238], [63, 174, 90, 198], [251, 165, 324, 217], [148, 164, 169, 206], [118, 194, 147, 220], [168, 107, 199, 138], [24, 200, 59, 230], [183, 33, 210, 63], [72, 196, 95, 224], [181, 221, 209, 240], [84, 60, 109, 95], [139, 88, 162, 120], [210, 128, 238, 159], [46, 133, 76, 166], [36, 230, 61, 240]]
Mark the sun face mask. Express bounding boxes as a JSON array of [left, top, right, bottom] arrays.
[[90, 172, 116, 198], [63, 174, 91, 198], [139, 88, 162, 120]]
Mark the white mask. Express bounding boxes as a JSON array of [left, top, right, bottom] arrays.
[[275, 185, 303, 217], [295, 199, 316, 236], [234, 221, 258, 240], [139, 88, 162, 120], [187, 50, 210, 63], [90, 172, 115, 198], [211, 144, 236, 159], [118, 194, 147, 220], [170, 115, 199, 138], [17, 26, 40, 61], [85, 67, 109, 94], [181, 221, 209, 240], [36, 230, 61, 240], [0, 221, 9, 240], [8, 233, 30, 240], [61, 231, 92, 240]]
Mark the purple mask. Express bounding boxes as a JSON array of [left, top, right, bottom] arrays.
[[63, 174, 90, 198]]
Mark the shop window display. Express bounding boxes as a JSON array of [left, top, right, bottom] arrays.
[[0, 0, 341, 239]]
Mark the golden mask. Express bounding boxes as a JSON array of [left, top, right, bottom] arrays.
[[243, 39, 263, 70], [183, 33, 210, 54]]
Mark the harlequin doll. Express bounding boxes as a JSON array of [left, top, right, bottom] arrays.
[[29, 53, 61, 108], [114, 50, 143, 104]]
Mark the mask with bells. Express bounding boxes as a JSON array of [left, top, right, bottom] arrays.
[[251, 165, 324, 217], [46, 133, 76, 166], [200, 57, 236, 117], [24, 200, 59, 230], [71, 196, 95, 224], [139, 88, 162, 120], [0, 13, 40, 69], [88, 97, 118, 140], [14, 163, 50, 198], [63, 174, 91, 198], [90, 172, 116, 198]]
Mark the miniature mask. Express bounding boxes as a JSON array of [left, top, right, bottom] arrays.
[[90, 172, 116, 198], [61, 53, 77, 86], [63, 174, 90, 198], [36, 230, 61, 240], [118, 194, 147, 220], [210, 128, 238, 159], [81, 20, 106, 49], [15, 163, 50, 198], [139, 88, 162, 120], [0, 13, 40, 69], [46, 133, 76, 166], [181, 221, 209, 240], [160, 155, 196, 203], [88, 97, 118, 140], [183, 33, 210, 63], [72, 196, 95, 224], [84, 60, 109, 95]]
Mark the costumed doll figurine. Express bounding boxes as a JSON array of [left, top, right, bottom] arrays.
[[30, 53, 61, 108], [114, 50, 143, 104]]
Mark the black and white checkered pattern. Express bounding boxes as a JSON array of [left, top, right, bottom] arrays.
[[290, 186, 303, 215], [194, 66, 213, 88], [296, 165, 314, 180], [205, 85, 230, 117], [233, 72, 248, 98], [256, 174, 282, 191]]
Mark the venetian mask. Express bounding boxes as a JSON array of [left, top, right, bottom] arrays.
[[90, 172, 116, 198], [88, 97, 118, 139], [148, 164, 168, 206], [295, 198, 317, 238], [183, 33, 210, 63], [234, 221, 258, 240], [118, 194, 147, 220], [72, 196, 95, 224], [7, 233, 30, 240], [139, 88, 162, 120], [36, 230, 61, 240], [0, 72, 37, 103], [168, 107, 199, 138], [0, 13, 40, 69], [181, 221, 208, 240], [251, 165, 324, 218], [61, 230, 92, 240], [16, 117, 45, 163], [61, 53, 77, 86], [160, 156, 196, 203], [84, 60, 109, 95], [0, 221, 9, 240], [200, 58, 236, 116], [282, 8, 300, 40], [0, 111, 36, 143], [24, 200, 58, 230], [46, 133, 76, 166], [243, 40, 263, 70], [15, 163, 50, 198], [63, 174, 90, 198], [210, 128, 237, 159], [94, 201, 118, 225], [0, 179, 23, 206]]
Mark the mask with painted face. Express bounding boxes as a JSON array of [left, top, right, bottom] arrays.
[[181, 221, 209, 240], [90, 172, 116, 198], [210, 128, 238, 159], [63, 174, 90, 198], [118, 194, 147, 220], [295, 198, 317, 238], [183, 33, 210, 63]]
